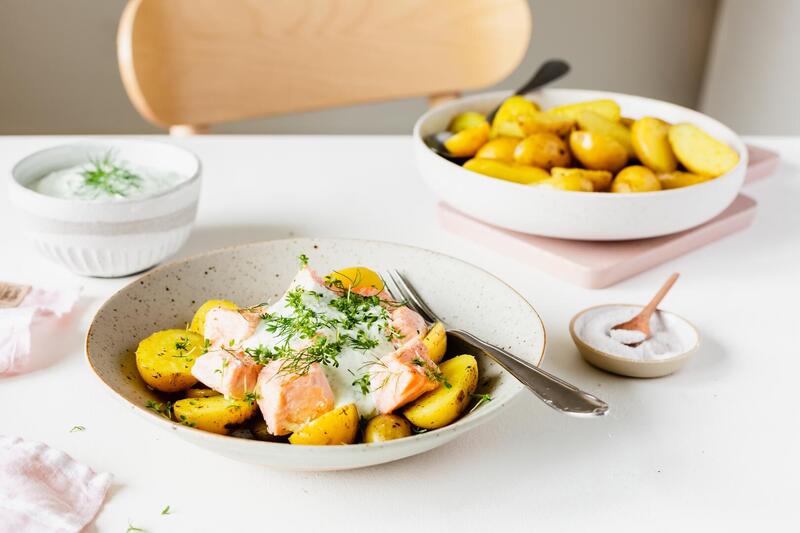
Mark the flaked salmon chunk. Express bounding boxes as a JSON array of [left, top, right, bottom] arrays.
[[370, 337, 439, 414], [191, 349, 261, 399], [390, 306, 428, 347], [204, 307, 260, 349], [257, 361, 335, 436]]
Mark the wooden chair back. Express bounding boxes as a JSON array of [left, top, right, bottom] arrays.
[[118, 0, 531, 134]]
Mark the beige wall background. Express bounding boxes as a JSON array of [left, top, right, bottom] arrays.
[[0, 0, 728, 135]]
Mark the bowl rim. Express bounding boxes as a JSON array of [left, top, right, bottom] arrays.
[[568, 303, 700, 366], [8, 138, 202, 208], [412, 88, 748, 199], [85, 236, 547, 452]]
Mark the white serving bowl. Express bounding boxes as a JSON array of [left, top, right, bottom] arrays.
[[9, 140, 201, 277], [413, 89, 747, 241], [86, 238, 546, 470]]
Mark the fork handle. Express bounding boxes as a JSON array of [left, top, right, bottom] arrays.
[[449, 330, 609, 417]]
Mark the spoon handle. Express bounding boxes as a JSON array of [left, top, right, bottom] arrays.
[[640, 272, 680, 320], [485, 59, 570, 123]]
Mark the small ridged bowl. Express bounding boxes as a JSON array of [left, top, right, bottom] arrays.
[[8, 140, 201, 277]]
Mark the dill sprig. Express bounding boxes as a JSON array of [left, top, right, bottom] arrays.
[[469, 393, 493, 413], [412, 356, 451, 388], [79, 151, 142, 198]]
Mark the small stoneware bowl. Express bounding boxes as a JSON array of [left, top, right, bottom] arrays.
[[8, 140, 201, 277], [86, 238, 546, 471], [569, 304, 699, 378]]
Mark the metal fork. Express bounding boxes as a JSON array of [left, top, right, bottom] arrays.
[[384, 270, 609, 417]]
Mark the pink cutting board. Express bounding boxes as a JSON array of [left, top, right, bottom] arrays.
[[438, 145, 778, 289]]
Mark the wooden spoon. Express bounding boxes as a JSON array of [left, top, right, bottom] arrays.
[[611, 273, 680, 345]]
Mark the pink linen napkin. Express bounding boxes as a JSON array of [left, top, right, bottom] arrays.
[[0, 436, 112, 532], [0, 284, 80, 375]]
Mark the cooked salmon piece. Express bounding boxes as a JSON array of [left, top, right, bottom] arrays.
[[390, 306, 428, 347], [370, 337, 440, 414], [257, 361, 335, 436], [191, 349, 261, 399], [204, 307, 261, 349]]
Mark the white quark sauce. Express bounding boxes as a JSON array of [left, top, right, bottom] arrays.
[[241, 270, 393, 417], [575, 306, 695, 361], [31, 161, 185, 202]]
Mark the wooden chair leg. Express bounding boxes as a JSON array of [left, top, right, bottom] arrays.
[[427, 91, 462, 109], [169, 124, 210, 136]]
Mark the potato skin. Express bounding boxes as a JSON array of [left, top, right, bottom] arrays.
[[463, 158, 549, 185], [475, 138, 520, 162], [631, 117, 678, 173], [518, 112, 575, 137], [327, 266, 384, 293], [403, 355, 479, 430], [173, 395, 257, 434], [490, 96, 538, 138], [135, 329, 203, 392], [448, 111, 487, 133], [611, 166, 662, 193], [363, 414, 413, 443], [668, 123, 739, 177], [514, 133, 571, 170], [551, 167, 612, 191], [535, 175, 594, 192], [185, 387, 221, 398], [422, 322, 447, 364], [189, 299, 238, 335], [658, 170, 712, 190], [569, 131, 628, 173], [549, 98, 621, 122], [444, 122, 489, 157], [289, 404, 359, 445], [578, 110, 634, 157]]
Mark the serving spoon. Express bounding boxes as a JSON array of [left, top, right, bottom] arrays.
[[424, 59, 571, 163], [611, 272, 680, 346]]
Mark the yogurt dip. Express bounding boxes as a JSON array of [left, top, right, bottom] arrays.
[[30, 152, 185, 202]]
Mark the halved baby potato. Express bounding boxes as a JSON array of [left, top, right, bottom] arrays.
[[578, 110, 634, 157], [513, 133, 571, 170], [173, 395, 257, 434], [668, 123, 740, 177], [490, 96, 538, 138], [535, 174, 594, 192], [448, 111, 487, 133], [363, 414, 413, 443], [327, 266, 384, 294], [658, 170, 713, 190], [463, 158, 550, 185], [551, 167, 612, 191], [135, 329, 203, 392], [289, 404, 360, 445], [611, 165, 662, 193], [444, 122, 490, 157], [189, 299, 238, 335], [185, 387, 222, 398], [631, 117, 678, 173], [569, 131, 629, 173], [475, 137, 520, 162], [549, 99, 621, 122], [403, 355, 479, 430], [422, 321, 447, 364], [518, 112, 575, 137]]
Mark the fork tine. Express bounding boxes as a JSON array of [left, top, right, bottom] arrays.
[[389, 270, 439, 324]]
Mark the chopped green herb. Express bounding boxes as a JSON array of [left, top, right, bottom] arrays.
[[243, 390, 260, 406], [469, 393, 493, 413], [351, 373, 372, 396], [126, 523, 145, 533], [69, 425, 85, 433], [161, 505, 171, 515], [145, 400, 173, 420], [298, 254, 309, 268], [79, 151, 142, 198]]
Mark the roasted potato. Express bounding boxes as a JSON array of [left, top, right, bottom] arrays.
[[463, 158, 550, 185], [489, 96, 538, 138], [611, 165, 662, 193], [551, 167, 612, 191], [422, 321, 447, 364], [668, 123, 740, 177], [490, 119, 525, 139], [173, 395, 257, 434], [513, 133, 571, 170], [289, 404, 359, 445], [475, 137, 520, 162], [631, 117, 678, 173], [185, 387, 222, 398], [518, 112, 575, 137], [327, 266, 384, 294], [448, 111, 487, 133], [189, 299, 238, 335], [135, 329, 203, 393], [363, 414, 413, 443], [570, 131, 629, 172], [403, 355, 478, 429], [444, 122, 490, 157], [549, 99, 621, 122], [620, 117, 635, 128], [535, 174, 594, 192], [658, 170, 713, 190], [577, 110, 634, 157]]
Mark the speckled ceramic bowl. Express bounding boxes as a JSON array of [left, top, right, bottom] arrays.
[[86, 238, 546, 471], [569, 304, 699, 378], [9, 140, 201, 277]]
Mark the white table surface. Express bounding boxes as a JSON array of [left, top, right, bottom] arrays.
[[1, 135, 798, 532]]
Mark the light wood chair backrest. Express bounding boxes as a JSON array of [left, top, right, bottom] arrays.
[[118, 0, 531, 134]]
